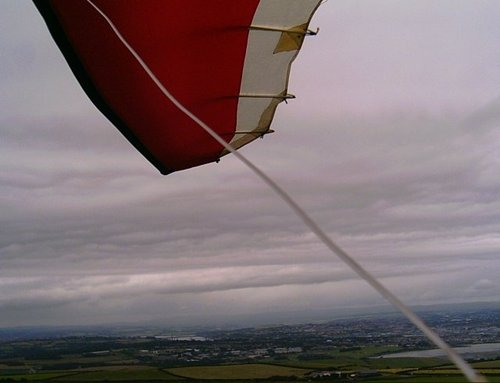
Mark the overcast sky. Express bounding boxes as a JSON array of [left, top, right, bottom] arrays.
[[1, 0, 500, 328]]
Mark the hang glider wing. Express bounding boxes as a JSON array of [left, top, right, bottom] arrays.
[[34, 0, 321, 174]]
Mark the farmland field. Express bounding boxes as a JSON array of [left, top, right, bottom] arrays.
[[0, 372, 75, 381], [57, 367, 180, 381], [167, 364, 312, 379], [1, 307, 498, 382]]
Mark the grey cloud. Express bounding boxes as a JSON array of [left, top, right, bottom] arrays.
[[468, 279, 498, 292], [462, 95, 500, 133]]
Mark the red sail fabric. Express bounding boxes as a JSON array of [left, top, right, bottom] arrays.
[[34, 0, 260, 174]]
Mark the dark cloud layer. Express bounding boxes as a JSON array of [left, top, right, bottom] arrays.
[[1, 1, 499, 327]]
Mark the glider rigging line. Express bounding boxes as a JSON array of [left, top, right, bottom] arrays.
[[86, 1, 485, 381]]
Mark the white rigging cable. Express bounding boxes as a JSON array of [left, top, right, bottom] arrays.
[[86, 1, 485, 381]]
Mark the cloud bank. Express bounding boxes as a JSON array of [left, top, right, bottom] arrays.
[[1, 0, 499, 327]]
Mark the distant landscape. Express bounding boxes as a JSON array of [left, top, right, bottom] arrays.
[[0, 302, 499, 382]]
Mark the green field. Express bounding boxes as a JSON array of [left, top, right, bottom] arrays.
[[167, 364, 312, 379], [276, 345, 446, 370], [0, 372, 76, 381], [57, 368, 180, 381], [1, 340, 499, 382], [471, 360, 500, 369], [2, 360, 499, 382], [0, 367, 180, 382]]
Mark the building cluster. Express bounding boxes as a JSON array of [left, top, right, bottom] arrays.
[[128, 308, 499, 366]]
